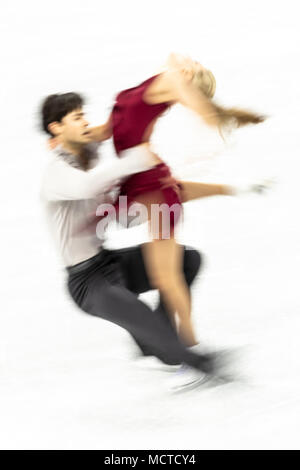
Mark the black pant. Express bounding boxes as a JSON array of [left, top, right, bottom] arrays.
[[66, 244, 209, 370]]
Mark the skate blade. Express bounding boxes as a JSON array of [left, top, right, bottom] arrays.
[[170, 371, 239, 394], [170, 374, 212, 394]]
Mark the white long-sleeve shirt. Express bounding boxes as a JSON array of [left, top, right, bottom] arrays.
[[40, 143, 155, 267]]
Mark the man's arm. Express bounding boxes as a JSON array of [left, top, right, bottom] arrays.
[[41, 144, 160, 201]]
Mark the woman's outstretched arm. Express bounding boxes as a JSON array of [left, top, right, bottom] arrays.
[[86, 112, 113, 142]]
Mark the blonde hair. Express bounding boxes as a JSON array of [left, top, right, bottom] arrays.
[[192, 69, 216, 99], [192, 68, 267, 138]]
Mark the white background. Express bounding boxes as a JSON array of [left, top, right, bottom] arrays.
[[1, 0, 300, 449]]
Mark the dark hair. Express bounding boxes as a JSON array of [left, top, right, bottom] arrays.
[[41, 92, 85, 136]]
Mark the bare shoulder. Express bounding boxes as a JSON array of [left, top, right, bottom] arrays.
[[142, 71, 178, 104]]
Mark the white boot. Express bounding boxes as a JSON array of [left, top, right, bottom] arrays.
[[228, 177, 276, 196]]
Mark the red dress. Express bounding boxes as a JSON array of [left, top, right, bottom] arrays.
[[112, 74, 183, 229]]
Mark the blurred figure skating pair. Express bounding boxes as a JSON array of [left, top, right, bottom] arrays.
[[42, 53, 270, 390], [40, 93, 221, 392]]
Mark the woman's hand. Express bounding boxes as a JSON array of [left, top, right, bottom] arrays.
[[47, 136, 60, 149], [166, 53, 206, 82], [85, 116, 113, 142]]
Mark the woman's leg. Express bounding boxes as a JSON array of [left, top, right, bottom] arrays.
[[129, 190, 199, 347], [142, 238, 198, 347], [117, 244, 202, 361], [179, 180, 231, 203]]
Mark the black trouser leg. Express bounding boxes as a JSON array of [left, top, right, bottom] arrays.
[[67, 247, 209, 370]]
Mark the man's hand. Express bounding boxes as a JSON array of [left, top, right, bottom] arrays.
[[121, 143, 163, 167]]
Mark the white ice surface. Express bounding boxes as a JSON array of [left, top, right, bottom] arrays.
[[1, 0, 300, 450]]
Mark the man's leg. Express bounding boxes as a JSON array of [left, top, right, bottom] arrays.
[[67, 267, 210, 370], [116, 244, 203, 362]]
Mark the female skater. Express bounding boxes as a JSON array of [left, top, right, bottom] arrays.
[[87, 53, 266, 352]]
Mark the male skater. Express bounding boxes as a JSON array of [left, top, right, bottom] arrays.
[[40, 92, 216, 389]]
